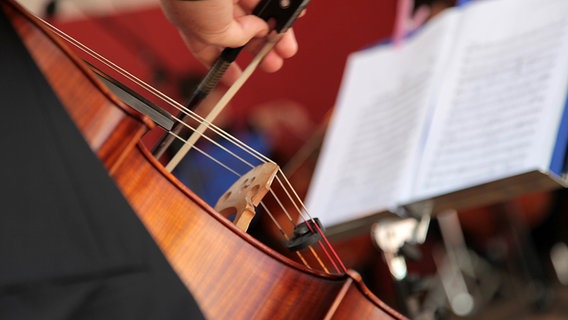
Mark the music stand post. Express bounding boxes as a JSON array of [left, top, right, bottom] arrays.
[[371, 202, 432, 317], [370, 169, 568, 317]]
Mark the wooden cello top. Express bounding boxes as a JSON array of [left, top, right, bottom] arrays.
[[3, 0, 405, 318]]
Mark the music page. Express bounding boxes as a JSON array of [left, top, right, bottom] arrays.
[[413, 0, 568, 200], [305, 14, 457, 227]]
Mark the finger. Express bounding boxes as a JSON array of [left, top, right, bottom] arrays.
[[184, 37, 244, 86], [209, 15, 268, 48], [220, 63, 243, 86], [259, 51, 284, 73], [180, 33, 220, 67], [273, 28, 298, 59], [242, 37, 283, 72], [240, 35, 295, 73]]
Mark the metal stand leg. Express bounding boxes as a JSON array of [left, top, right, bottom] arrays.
[[371, 204, 432, 317]]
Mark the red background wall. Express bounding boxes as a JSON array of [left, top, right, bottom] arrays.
[[51, 0, 398, 124]]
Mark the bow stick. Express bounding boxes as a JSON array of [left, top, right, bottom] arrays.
[[152, 0, 311, 169]]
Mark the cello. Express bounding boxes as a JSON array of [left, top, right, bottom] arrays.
[[1, 0, 405, 318]]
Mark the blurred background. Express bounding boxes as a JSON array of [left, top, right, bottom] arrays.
[[17, 0, 568, 318]]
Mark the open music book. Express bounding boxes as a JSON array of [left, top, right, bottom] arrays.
[[305, 0, 568, 234]]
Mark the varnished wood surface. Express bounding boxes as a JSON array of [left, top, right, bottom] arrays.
[[4, 1, 405, 318]]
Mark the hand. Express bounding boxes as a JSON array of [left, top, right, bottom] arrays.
[[160, 0, 299, 85]]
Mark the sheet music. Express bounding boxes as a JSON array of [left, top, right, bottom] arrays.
[[414, 0, 568, 200], [305, 16, 456, 226], [306, 0, 568, 229]]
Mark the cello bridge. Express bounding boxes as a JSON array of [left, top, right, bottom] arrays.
[[214, 163, 279, 232]]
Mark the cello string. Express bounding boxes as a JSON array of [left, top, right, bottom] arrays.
[[178, 139, 242, 178], [44, 17, 278, 171], [274, 173, 347, 272], [271, 173, 346, 273], [45, 20, 276, 176], [51, 20, 344, 273], [42, 18, 347, 274], [258, 201, 316, 271], [46, 21, 291, 190], [165, 36, 279, 171]]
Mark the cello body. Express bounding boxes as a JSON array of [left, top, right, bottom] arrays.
[[2, 1, 404, 318]]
